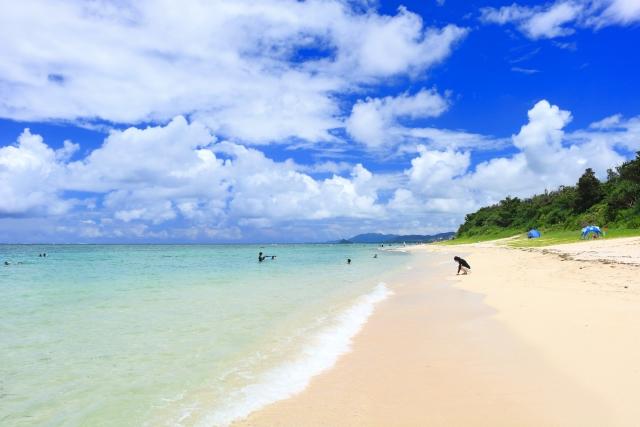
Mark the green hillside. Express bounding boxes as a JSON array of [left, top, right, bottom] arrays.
[[455, 152, 640, 240]]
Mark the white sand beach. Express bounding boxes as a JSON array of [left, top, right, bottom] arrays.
[[238, 237, 640, 426]]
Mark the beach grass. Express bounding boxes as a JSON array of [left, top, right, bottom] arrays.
[[440, 228, 640, 248]]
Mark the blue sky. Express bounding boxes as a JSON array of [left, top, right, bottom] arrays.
[[1, 0, 639, 243]]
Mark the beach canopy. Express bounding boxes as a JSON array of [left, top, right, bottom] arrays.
[[527, 229, 541, 238], [581, 225, 602, 238]]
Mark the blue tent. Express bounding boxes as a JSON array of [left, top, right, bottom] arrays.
[[527, 229, 541, 238], [581, 225, 602, 239]]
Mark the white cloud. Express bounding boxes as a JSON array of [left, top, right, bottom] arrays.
[[0, 101, 637, 241], [0, 1, 467, 144], [222, 143, 383, 221], [346, 90, 507, 152], [0, 117, 391, 240], [480, 0, 640, 39], [346, 89, 449, 148], [0, 130, 72, 216], [400, 127, 508, 151], [346, 13, 467, 78], [296, 160, 354, 175], [574, 114, 640, 152], [480, 1, 582, 39], [462, 100, 625, 200], [406, 146, 470, 197], [66, 116, 219, 192], [390, 100, 631, 224], [589, 0, 640, 26], [523, 1, 583, 38], [480, 4, 533, 24], [589, 114, 623, 129], [512, 99, 572, 173], [511, 67, 541, 74]]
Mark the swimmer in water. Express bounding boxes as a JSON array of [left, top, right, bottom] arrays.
[[258, 252, 276, 262]]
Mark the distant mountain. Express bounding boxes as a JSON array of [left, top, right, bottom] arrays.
[[345, 233, 398, 243], [332, 232, 454, 244], [385, 232, 455, 243]]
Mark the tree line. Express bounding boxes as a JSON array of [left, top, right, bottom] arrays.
[[456, 152, 640, 237]]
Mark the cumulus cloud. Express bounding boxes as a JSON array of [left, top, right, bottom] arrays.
[[480, 0, 640, 39], [406, 147, 470, 197], [0, 130, 72, 216], [345, 14, 467, 78], [0, 117, 391, 240], [512, 100, 573, 173], [346, 89, 449, 148], [390, 99, 631, 223], [0, 0, 467, 144], [0, 101, 637, 241], [346, 89, 507, 152], [463, 100, 626, 199]]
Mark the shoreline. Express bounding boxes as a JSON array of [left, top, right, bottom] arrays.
[[237, 237, 640, 426], [198, 283, 394, 426]]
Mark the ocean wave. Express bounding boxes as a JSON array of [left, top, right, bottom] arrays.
[[199, 282, 392, 426]]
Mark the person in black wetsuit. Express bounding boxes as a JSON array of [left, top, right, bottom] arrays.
[[453, 256, 471, 275], [258, 252, 276, 262]]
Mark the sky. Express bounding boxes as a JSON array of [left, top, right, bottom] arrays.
[[1, 0, 639, 243]]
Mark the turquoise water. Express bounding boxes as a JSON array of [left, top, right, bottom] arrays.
[[0, 244, 409, 426]]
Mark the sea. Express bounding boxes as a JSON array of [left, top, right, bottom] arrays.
[[0, 244, 410, 426]]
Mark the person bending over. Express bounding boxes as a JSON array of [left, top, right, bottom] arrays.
[[454, 256, 471, 275]]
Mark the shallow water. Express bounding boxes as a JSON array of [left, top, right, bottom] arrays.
[[0, 244, 409, 426]]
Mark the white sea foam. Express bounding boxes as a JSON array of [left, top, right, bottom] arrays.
[[199, 283, 392, 427]]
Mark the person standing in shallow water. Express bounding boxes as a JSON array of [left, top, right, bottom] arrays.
[[258, 252, 276, 262], [454, 256, 471, 275]]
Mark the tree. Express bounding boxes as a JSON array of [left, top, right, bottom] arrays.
[[618, 152, 640, 184], [497, 196, 521, 227], [574, 168, 602, 213], [455, 153, 640, 239]]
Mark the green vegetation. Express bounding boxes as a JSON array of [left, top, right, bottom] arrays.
[[507, 229, 640, 247], [440, 228, 640, 247], [450, 152, 640, 246]]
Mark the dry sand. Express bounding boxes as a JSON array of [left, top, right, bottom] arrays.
[[237, 237, 640, 426]]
